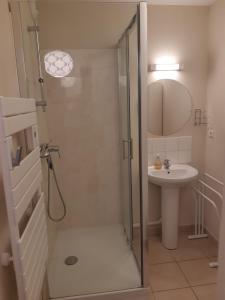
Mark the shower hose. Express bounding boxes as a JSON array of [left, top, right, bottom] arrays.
[[46, 153, 67, 222]]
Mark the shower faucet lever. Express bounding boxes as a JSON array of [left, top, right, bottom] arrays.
[[48, 145, 61, 158], [40, 143, 61, 158]]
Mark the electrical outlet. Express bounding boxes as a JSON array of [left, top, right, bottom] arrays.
[[208, 128, 214, 139]]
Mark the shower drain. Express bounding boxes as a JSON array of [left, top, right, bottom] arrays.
[[64, 256, 78, 266]]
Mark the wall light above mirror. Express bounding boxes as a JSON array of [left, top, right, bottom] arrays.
[[148, 79, 192, 136], [150, 63, 183, 72]]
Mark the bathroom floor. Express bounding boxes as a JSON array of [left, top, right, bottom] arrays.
[[148, 232, 218, 300], [48, 224, 140, 299]]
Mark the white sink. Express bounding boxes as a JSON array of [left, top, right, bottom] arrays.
[[148, 164, 198, 187], [148, 164, 199, 250]]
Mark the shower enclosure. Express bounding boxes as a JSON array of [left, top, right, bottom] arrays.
[[10, 1, 148, 299]]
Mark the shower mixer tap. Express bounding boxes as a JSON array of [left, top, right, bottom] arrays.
[[48, 145, 61, 157], [40, 143, 60, 158], [40, 143, 66, 222]]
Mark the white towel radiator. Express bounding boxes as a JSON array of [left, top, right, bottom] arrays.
[[0, 97, 48, 300], [190, 173, 223, 268]]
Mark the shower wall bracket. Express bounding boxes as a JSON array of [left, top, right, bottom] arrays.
[[36, 100, 47, 112], [27, 25, 40, 32], [36, 100, 47, 108]]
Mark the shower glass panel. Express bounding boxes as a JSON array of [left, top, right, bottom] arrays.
[[128, 19, 142, 268], [10, 1, 145, 298], [118, 34, 133, 247], [10, 2, 42, 100], [118, 18, 142, 269]]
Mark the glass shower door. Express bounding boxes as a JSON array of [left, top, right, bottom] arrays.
[[118, 35, 133, 246], [128, 18, 142, 267], [118, 14, 143, 270]]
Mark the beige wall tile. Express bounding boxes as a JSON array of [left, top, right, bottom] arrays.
[[44, 49, 122, 229]]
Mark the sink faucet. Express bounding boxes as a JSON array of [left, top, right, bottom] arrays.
[[164, 159, 171, 170]]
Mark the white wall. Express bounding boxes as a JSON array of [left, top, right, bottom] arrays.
[[205, 0, 225, 298], [147, 5, 209, 227], [204, 0, 225, 240]]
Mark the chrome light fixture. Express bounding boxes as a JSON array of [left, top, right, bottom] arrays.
[[149, 63, 183, 72]]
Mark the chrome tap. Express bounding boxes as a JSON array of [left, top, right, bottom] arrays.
[[40, 143, 49, 158], [48, 145, 60, 154], [163, 159, 171, 170], [40, 143, 60, 158]]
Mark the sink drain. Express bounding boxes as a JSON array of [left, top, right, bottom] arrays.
[[64, 256, 78, 266]]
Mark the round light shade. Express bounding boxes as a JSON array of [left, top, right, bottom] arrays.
[[44, 50, 74, 78]]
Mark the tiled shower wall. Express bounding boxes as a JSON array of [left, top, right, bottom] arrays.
[[148, 136, 192, 166], [44, 49, 122, 229]]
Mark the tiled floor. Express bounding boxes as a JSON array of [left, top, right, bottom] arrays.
[[148, 233, 218, 300]]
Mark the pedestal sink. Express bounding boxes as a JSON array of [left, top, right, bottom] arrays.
[[148, 164, 198, 249]]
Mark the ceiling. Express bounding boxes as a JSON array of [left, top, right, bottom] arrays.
[[37, 0, 216, 50], [38, 2, 137, 49], [36, 0, 217, 6], [149, 0, 216, 6]]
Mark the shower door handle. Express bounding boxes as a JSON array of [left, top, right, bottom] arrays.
[[122, 140, 128, 160], [122, 139, 133, 160], [130, 139, 133, 160]]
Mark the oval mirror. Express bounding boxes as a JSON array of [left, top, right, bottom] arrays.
[[148, 79, 192, 136]]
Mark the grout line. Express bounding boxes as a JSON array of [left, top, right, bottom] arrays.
[[150, 255, 209, 266], [190, 286, 200, 300], [174, 255, 207, 261], [190, 282, 217, 288], [175, 261, 199, 300], [149, 260, 175, 266], [148, 235, 218, 297], [153, 284, 217, 300], [149, 255, 210, 266], [177, 258, 218, 287], [190, 283, 218, 300], [152, 286, 192, 293], [175, 260, 191, 287]]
